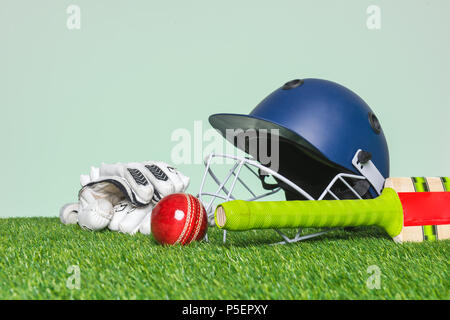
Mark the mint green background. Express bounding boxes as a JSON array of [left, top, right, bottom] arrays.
[[1, 1, 449, 217]]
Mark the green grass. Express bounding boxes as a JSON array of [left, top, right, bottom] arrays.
[[0, 217, 448, 299]]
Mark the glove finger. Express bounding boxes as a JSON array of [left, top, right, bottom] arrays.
[[108, 201, 131, 231], [174, 170, 190, 193], [80, 174, 91, 187], [118, 204, 153, 235], [138, 211, 152, 235], [163, 165, 189, 193], [60, 202, 79, 225], [78, 199, 113, 231], [143, 162, 185, 200], [90, 166, 100, 181]]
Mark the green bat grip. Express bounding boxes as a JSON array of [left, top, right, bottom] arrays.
[[215, 188, 404, 238]]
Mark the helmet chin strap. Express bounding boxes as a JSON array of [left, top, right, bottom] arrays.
[[257, 169, 280, 190], [352, 149, 385, 195]]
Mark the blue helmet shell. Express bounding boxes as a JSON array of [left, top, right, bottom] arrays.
[[209, 78, 390, 179]]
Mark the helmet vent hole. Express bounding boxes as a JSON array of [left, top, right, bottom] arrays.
[[282, 79, 304, 90], [369, 112, 382, 134]]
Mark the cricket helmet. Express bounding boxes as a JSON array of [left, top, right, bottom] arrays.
[[207, 78, 389, 200], [198, 79, 390, 243]]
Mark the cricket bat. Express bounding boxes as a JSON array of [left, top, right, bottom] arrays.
[[214, 177, 450, 242]]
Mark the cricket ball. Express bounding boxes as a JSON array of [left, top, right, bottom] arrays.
[[151, 193, 208, 245]]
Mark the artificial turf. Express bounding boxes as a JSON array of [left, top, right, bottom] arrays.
[[0, 217, 448, 300]]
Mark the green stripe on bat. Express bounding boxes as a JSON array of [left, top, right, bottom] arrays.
[[436, 177, 450, 241], [412, 177, 428, 192], [412, 177, 437, 241], [441, 177, 450, 191]]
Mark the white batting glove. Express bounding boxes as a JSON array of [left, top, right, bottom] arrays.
[[59, 161, 189, 235], [107, 162, 190, 235]]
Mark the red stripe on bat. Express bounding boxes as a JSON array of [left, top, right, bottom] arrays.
[[398, 192, 450, 226]]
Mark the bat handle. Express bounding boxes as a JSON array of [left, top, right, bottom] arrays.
[[215, 188, 404, 238]]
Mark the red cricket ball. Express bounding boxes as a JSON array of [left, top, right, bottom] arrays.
[[151, 193, 208, 245]]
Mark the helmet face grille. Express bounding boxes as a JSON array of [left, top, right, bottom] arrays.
[[198, 153, 370, 244], [198, 153, 372, 225]]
